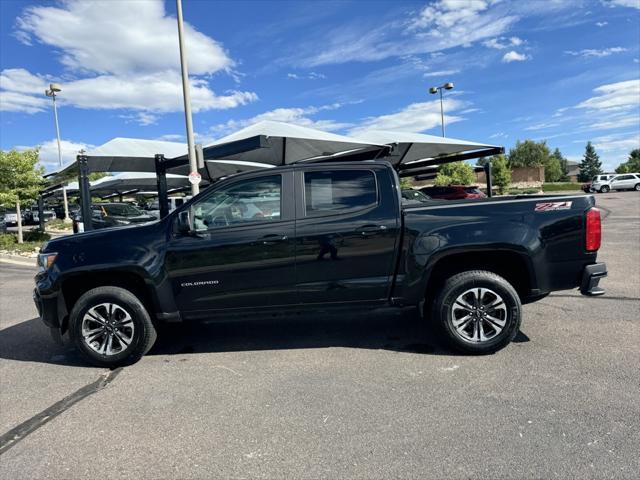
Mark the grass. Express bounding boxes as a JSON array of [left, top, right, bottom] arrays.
[[46, 218, 73, 231], [0, 231, 50, 255], [542, 182, 583, 192]]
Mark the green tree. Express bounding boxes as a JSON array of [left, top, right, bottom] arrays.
[[489, 154, 512, 195], [434, 161, 476, 186], [578, 142, 603, 182], [507, 140, 551, 168], [615, 148, 640, 174], [551, 148, 570, 181], [399, 177, 413, 189], [0, 149, 44, 243]]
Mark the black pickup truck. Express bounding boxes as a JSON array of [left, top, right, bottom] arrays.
[[34, 162, 607, 366]]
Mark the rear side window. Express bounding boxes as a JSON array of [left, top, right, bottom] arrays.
[[304, 170, 377, 216]]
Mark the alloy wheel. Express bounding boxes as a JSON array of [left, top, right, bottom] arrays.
[[450, 288, 507, 343], [81, 302, 135, 356]]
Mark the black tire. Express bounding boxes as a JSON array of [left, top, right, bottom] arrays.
[[600, 185, 610, 193], [634, 183, 640, 191], [69, 286, 157, 367], [431, 270, 521, 354]]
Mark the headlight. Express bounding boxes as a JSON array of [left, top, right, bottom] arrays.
[[37, 252, 57, 272]]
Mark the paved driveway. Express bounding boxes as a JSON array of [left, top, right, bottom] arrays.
[[1, 192, 638, 479]]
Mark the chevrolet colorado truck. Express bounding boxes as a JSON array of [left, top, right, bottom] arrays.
[[34, 162, 607, 366]]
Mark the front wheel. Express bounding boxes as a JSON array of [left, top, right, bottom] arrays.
[[634, 183, 640, 191], [600, 185, 610, 193], [432, 270, 521, 354], [69, 286, 157, 367]]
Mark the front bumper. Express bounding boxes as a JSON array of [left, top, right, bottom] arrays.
[[580, 262, 607, 296], [33, 287, 65, 328]]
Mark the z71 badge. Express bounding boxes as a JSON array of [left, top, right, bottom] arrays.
[[535, 201, 572, 212]]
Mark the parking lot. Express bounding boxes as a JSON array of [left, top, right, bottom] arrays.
[[0, 192, 638, 479]]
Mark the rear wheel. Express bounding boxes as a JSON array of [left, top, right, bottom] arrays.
[[600, 185, 610, 193], [69, 286, 157, 367], [432, 270, 521, 354]]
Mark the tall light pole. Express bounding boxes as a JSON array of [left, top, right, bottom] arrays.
[[429, 82, 454, 137], [45, 83, 71, 223], [176, 0, 199, 195]]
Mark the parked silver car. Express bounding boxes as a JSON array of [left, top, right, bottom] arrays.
[[593, 173, 640, 193]]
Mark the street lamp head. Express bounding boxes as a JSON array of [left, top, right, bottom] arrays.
[[444, 82, 454, 90], [429, 87, 438, 94], [49, 83, 62, 93]]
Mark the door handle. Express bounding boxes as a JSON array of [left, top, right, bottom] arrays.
[[260, 234, 288, 245], [358, 224, 387, 237]]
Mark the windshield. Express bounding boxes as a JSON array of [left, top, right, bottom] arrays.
[[101, 204, 144, 217], [402, 190, 431, 202]]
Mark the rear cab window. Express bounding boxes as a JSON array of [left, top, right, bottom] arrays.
[[303, 170, 378, 217]]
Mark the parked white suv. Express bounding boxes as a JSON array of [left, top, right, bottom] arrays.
[[594, 173, 640, 193], [590, 174, 616, 193]]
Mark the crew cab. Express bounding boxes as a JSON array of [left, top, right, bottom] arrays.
[[34, 162, 607, 366]]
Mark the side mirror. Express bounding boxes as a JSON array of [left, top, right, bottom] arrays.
[[176, 210, 191, 234]]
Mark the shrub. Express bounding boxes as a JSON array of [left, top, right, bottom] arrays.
[[23, 230, 51, 242], [0, 233, 17, 249], [542, 182, 582, 192]]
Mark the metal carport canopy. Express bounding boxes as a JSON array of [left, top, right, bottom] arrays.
[[89, 172, 191, 194], [352, 130, 503, 170], [167, 120, 388, 178]]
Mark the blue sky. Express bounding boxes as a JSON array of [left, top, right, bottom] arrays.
[[1, 0, 639, 172]]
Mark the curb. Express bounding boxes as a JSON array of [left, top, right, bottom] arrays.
[[0, 254, 37, 267]]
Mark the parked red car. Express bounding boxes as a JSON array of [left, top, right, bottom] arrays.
[[419, 185, 487, 200]]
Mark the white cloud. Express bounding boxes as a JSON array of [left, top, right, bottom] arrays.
[[348, 98, 467, 136], [15, 138, 93, 168], [592, 132, 640, 154], [294, 0, 518, 66], [209, 103, 354, 137], [502, 51, 530, 62], [605, 0, 640, 10], [483, 36, 525, 49], [1, 0, 257, 120], [15, 0, 231, 76], [423, 69, 460, 78], [577, 79, 640, 111], [524, 122, 560, 131], [287, 72, 327, 80], [595, 21, 608, 26], [489, 132, 508, 139], [0, 69, 258, 121], [565, 47, 627, 58]]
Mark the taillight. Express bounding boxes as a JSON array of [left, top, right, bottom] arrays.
[[585, 207, 601, 252]]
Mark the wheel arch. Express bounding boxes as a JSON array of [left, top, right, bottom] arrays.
[[422, 249, 536, 307], [58, 269, 157, 333]]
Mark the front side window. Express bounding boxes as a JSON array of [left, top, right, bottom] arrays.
[[191, 175, 281, 231], [304, 170, 377, 216]]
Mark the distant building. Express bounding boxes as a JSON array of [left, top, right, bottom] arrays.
[[567, 161, 580, 182]]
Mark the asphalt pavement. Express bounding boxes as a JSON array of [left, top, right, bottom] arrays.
[[0, 192, 638, 479]]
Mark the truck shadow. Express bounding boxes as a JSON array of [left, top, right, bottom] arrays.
[[0, 311, 530, 366]]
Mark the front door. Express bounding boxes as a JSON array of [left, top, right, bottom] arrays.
[[294, 167, 400, 304], [165, 172, 296, 314]]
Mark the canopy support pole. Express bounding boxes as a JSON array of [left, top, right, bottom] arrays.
[[78, 154, 93, 231], [155, 154, 169, 218], [38, 195, 45, 231], [484, 161, 493, 197], [282, 137, 287, 166]]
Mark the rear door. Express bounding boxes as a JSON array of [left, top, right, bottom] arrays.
[[165, 171, 297, 313], [611, 174, 635, 189], [293, 165, 400, 304]]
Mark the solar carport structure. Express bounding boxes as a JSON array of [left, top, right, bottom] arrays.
[[44, 121, 502, 231]]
